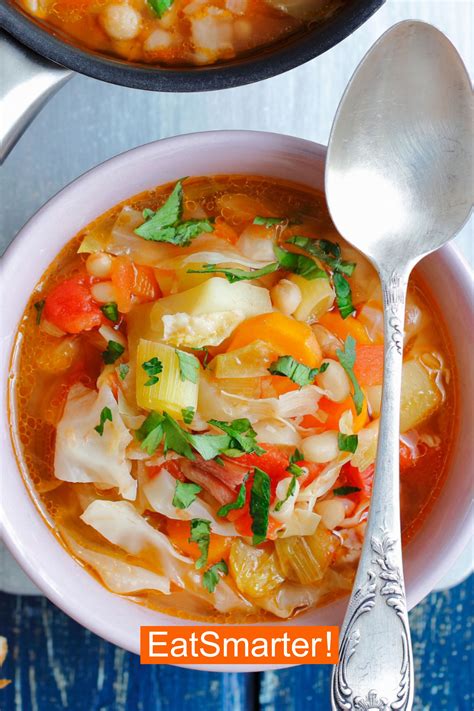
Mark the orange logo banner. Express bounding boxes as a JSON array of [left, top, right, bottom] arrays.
[[140, 625, 339, 665]]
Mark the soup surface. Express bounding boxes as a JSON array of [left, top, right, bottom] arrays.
[[15, 0, 335, 67], [12, 175, 454, 622]]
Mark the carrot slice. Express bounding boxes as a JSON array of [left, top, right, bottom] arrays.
[[132, 264, 161, 303], [110, 256, 135, 313], [318, 311, 371, 346], [166, 519, 231, 565], [227, 312, 322, 368], [354, 345, 384, 386]]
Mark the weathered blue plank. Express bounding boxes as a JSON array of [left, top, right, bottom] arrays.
[[259, 576, 473, 711], [0, 595, 256, 711], [0, 577, 472, 711]]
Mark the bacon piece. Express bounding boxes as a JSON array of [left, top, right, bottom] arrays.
[[174, 456, 248, 505]]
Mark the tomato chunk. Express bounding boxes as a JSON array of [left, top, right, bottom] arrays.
[[43, 277, 102, 334]]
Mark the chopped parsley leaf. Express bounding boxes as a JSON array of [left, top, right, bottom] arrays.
[[337, 433, 358, 453], [274, 475, 298, 512], [181, 406, 195, 425], [94, 406, 112, 436], [336, 335, 364, 415], [189, 518, 211, 569], [250, 467, 271, 545], [333, 485, 361, 496], [147, 0, 174, 18], [187, 262, 279, 284], [274, 245, 327, 280], [333, 272, 355, 319], [202, 560, 228, 593], [172, 481, 202, 509], [286, 448, 305, 477], [253, 216, 285, 227], [208, 418, 265, 457], [102, 340, 125, 364], [118, 364, 129, 380], [268, 355, 329, 387], [100, 302, 119, 323], [142, 356, 163, 387], [34, 299, 45, 325], [176, 350, 199, 383], [217, 475, 248, 518], [135, 179, 213, 245]]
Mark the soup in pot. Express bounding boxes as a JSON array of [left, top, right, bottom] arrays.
[[15, 0, 337, 67], [11, 175, 455, 621]]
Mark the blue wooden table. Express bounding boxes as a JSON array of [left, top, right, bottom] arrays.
[[0, 576, 472, 710]]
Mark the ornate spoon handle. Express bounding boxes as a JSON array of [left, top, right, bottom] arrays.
[[331, 267, 414, 711]]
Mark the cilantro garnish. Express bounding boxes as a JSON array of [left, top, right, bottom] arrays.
[[286, 236, 356, 318], [286, 448, 305, 477], [274, 245, 327, 280], [181, 406, 195, 425], [268, 356, 329, 387], [202, 560, 228, 593], [102, 340, 125, 364], [250, 467, 271, 545], [34, 299, 45, 325], [118, 364, 129, 380], [147, 0, 174, 18], [208, 418, 265, 457], [94, 406, 112, 436], [142, 356, 163, 387], [187, 262, 279, 284], [286, 236, 355, 276], [172, 481, 202, 509], [100, 302, 119, 323], [253, 216, 285, 227], [274, 476, 298, 512], [135, 180, 213, 246], [136, 412, 261, 461], [333, 272, 355, 319], [336, 335, 364, 415], [189, 519, 211, 569], [176, 350, 199, 383], [337, 433, 358, 453], [217, 475, 248, 518], [333, 485, 361, 496]]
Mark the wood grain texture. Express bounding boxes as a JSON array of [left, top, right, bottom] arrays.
[[0, 577, 472, 710]]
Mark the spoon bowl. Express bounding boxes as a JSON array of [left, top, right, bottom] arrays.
[[326, 20, 473, 268], [326, 21, 473, 710]]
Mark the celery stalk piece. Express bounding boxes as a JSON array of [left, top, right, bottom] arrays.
[[136, 339, 199, 418]]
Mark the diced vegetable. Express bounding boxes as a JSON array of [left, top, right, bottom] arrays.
[[288, 274, 335, 321], [210, 340, 276, 378], [318, 311, 371, 345], [150, 277, 272, 332], [400, 359, 442, 433], [274, 525, 339, 584], [351, 420, 379, 472], [136, 339, 199, 417], [43, 278, 103, 334], [162, 311, 243, 347], [167, 519, 231, 567], [228, 538, 284, 598], [227, 312, 322, 368]]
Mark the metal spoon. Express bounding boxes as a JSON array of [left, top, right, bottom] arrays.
[[325, 20, 472, 710]]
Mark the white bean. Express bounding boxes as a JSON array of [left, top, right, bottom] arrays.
[[101, 4, 141, 41], [314, 499, 346, 529], [91, 281, 117, 304], [271, 279, 302, 317], [316, 358, 351, 402], [301, 431, 339, 463], [86, 252, 113, 278], [144, 28, 173, 52]]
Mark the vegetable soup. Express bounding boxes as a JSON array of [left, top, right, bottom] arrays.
[[11, 175, 455, 621], [15, 0, 334, 67]]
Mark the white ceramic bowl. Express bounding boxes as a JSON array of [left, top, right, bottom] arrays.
[[1, 131, 472, 671]]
